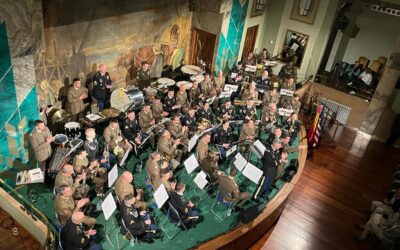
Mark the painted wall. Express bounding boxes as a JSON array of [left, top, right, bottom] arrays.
[[261, 0, 338, 80], [342, 6, 400, 64], [215, 0, 249, 73], [238, 0, 267, 60], [261, 0, 287, 55]]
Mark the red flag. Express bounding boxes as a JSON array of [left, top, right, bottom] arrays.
[[308, 104, 324, 147]]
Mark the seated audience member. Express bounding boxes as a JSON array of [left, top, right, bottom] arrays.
[[218, 168, 250, 207], [349, 68, 373, 88], [370, 188, 400, 217], [115, 171, 148, 210], [55, 185, 96, 227], [61, 211, 101, 250], [169, 183, 200, 228], [339, 60, 363, 84], [354, 213, 400, 242], [120, 193, 159, 243]]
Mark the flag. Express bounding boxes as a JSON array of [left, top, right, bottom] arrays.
[[308, 104, 324, 147]]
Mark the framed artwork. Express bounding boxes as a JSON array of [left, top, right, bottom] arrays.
[[290, 0, 320, 24], [251, 0, 267, 17], [280, 30, 309, 68]]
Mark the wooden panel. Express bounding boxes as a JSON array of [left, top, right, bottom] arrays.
[[241, 25, 259, 61], [189, 28, 216, 72]]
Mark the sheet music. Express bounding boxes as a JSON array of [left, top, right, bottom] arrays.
[[29, 168, 44, 183], [242, 163, 263, 184], [253, 140, 266, 155], [188, 134, 200, 152], [226, 145, 237, 158], [265, 60, 277, 66], [285, 109, 294, 116], [108, 164, 118, 188], [224, 84, 239, 93], [85, 114, 102, 121], [278, 108, 287, 116], [230, 72, 238, 79], [154, 184, 169, 208], [101, 192, 117, 221], [286, 90, 294, 97], [234, 152, 247, 172], [184, 154, 199, 174], [219, 91, 232, 98], [194, 171, 208, 190], [280, 89, 288, 95], [119, 148, 130, 166]]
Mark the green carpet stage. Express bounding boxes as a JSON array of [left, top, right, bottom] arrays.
[[2, 128, 300, 249]]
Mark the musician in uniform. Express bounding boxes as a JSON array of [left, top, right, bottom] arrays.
[[239, 119, 257, 153], [215, 121, 233, 159], [256, 70, 271, 99], [60, 211, 101, 250], [151, 96, 168, 123], [200, 151, 221, 184], [68, 78, 88, 122], [267, 127, 283, 145], [145, 152, 168, 188], [157, 130, 182, 164], [228, 61, 244, 83], [83, 128, 114, 171], [197, 101, 214, 122], [230, 73, 244, 101], [120, 194, 159, 242], [218, 168, 250, 207], [279, 62, 297, 80], [242, 81, 259, 102], [169, 183, 200, 228], [214, 70, 225, 95], [73, 149, 106, 193], [263, 88, 280, 106], [103, 118, 133, 164], [182, 107, 199, 135], [92, 64, 112, 111], [152, 169, 174, 191], [200, 73, 216, 98], [176, 84, 189, 114], [258, 139, 284, 197], [115, 171, 148, 210], [55, 164, 88, 199], [291, 94, 301, 114], [281, 131, 299, 154], [168, 115, 189, 152], [280, 77, 296, 108], [260, 103, 278, 133], [136, 61, 151, 91], [284, 112, 301, 144], [55, 185, 96, 227], [239, 99, 257, 121], [163, 89, 178, 116], [29, 120, 54, 171], [189, 81, 203, 107], [196, 133, 210, 162], [217, 100, 235, 122]]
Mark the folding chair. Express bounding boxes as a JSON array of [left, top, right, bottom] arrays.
[[58, 226, 63, 250], [210, 191, 234, 221], [158, 206, 182, 240], [118, 217, 140, 248]]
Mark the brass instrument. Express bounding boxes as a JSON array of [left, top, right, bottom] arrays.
[[113, 131, 125, 155], [103, 144, 110, 164], [233, 99, 262, 106], [161, 153, 172, 163], [196, 118, 212, 134]]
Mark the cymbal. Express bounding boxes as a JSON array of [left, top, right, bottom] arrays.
[[176, 81, 193, 89], [190, 74, 204, 83], [157, 78, 175, 87], [100, 108, 121, 118], [51, 109, 71, 123], [181, 65, 202, 75]]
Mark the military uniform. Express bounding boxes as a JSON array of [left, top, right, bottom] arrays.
[[54, 172, 89, 199], [138, 110, 156, 147], [260, 144, 281, 195], [60, 218, 99, 250], [197, 107, 213, 122], [168, 122, 189, 152], [200, 79, 215, 97], [256, 77, 271, 91], [284, 119, 301, 143], [239, 105, 257, 121], [182, 114, 198, 135], [218, 175, 250, 207], [92, 71, 112, 111], [29, 127, 52, 170], [163, 95, 176, 116], [168, 191, 198, 225], [279, 65, 297, 80], [157, 136, 182, 163], [136, 68, 151, 91], [123, 117, 147, 154], [120, 202, 153, 238], [189, 86, 202, 107], [228, 66, 244, 83], [175, 90, 189, 114], [263, 92, 280, 106], [196, 140, 208, 162], [260, 108, 278, 132], [151, 102, 165, 123], [55, 194, 96, 227], [145, 158, 160, 187], [218, 105, 235, 121], [103, 125, 132, 161], [200, 156, 219, 183], [115, 176, 148, 210], [214, 77, 225, 94], [280, 81, 296, 108], [239, 123, 256, 142], [291, 99, 301, 114], [241, 89, 258, 102], [67, 86, 88, 121], [73, 155, 106, 190]]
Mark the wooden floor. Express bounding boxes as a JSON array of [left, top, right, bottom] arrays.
[[251, 127, 400, 250]]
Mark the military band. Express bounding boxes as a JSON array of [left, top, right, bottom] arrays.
[[29, 59, 303, 249]]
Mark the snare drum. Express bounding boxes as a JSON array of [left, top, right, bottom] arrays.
[[69, 138, 83, 149], [64, 122, 81, 139], [54, 134, 69, 146], [126, 87, 145, 110]]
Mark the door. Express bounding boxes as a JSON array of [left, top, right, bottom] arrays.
[[242, 25, 259, 61], [189, 28, 216, 73]]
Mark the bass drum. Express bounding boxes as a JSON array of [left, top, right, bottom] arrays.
[[110, 87, 144, 112]]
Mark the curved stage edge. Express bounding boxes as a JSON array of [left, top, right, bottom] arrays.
[[197, 126, 308, 250]]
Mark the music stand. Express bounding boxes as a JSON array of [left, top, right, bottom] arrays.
[[101, 192, 118, 249]]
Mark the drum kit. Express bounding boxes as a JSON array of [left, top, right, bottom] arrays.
[[110, 86, 144, 112]]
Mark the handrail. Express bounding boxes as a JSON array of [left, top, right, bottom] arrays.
[[0, 178, 53, 249]]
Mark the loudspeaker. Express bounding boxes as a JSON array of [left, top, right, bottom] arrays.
[[239, 205, 263, 223], [342, 21, 359, 38]]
